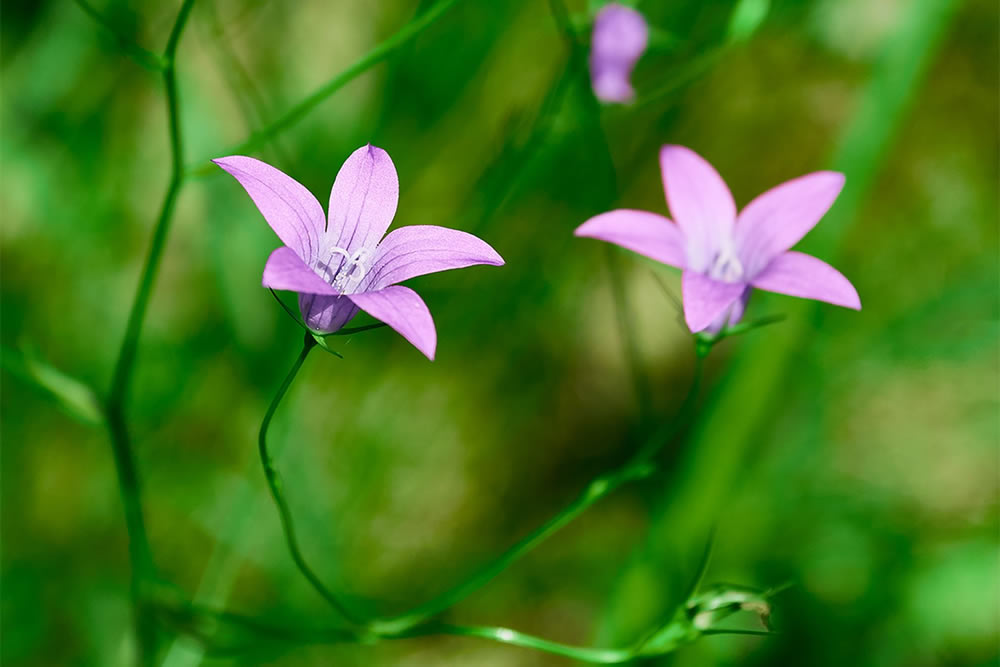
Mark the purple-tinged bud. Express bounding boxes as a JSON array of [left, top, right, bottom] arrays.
[[589, 4, 649, 103]]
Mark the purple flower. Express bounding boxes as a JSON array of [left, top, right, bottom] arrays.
[[214, 145, 504, 360], [589, 4, 649, 104], [575, 145, 861, 332]]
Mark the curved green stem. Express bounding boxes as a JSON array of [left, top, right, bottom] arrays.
[[258, 333, 361, 626], [99, 2, 196, 664], [104, 0, 195, 567], [373, 344, 708, 634], [410, 622, 637, 663], [371, 465, 647, 634], [162, 599, 713, 664], [72, 0, 166, 71]]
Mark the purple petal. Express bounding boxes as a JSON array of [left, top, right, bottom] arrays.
[[363, 225, 504, 291], [715, 286, 751, 332], [589, 4, 648, 104], [347, 285, 437, 360], [681, 271, 747, 333], [262, 247, 340, 296], [700, 286, 752, 335], [751, 251, 860, 310], [659, 145, 737, 273], [299, 294, 359, 333], [574, 209, 686, 269], [735, 171, 845, 277], [213, 156, 323, 263], [327, 144, 399, 256]]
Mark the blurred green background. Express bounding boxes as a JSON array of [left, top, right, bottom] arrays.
[[2, 0, 997, 665]]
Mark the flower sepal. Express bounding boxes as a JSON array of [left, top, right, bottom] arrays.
[[632, 606, 701, 657], [694, 313, 786, 355], [630, 582, 781, 658], [685, 584, 777, 631], [309, 332, 343, 359]]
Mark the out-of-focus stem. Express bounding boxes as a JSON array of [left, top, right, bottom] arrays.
[[101, 1, 197, 664], [257, 333, 362, 627], [71, 0, 166, 70]]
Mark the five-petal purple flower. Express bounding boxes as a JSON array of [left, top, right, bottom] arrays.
[[214, 145, 504, 360], [575, 145, 861, 332], [589, 3, 649, 104]]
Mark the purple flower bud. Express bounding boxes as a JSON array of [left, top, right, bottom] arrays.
[[589, 4, 649, 104]]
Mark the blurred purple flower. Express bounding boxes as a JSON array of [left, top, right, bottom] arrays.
[[575, 145, 861, 332], [589, 3, 649, 104], [214, 145, 504, 360]]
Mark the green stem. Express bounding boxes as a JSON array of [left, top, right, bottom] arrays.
[[104, 406, 157, 663], [546, 0, 576, 44], [372, 346, 708, 634], [330, 322, 389, 336], [407, 622, 637, 663], [101, 2, 197, 663], [371, 466, 643, 634], [258, 333, 361, 626], [107, 0, 195, 407], [161, 599, 711, 664], [72, 0, 166, 71], [186, 0, 462, 177]]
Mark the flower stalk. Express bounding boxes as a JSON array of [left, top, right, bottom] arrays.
[[69, 0, 467, 658], [257, 331, 362, 627], [100, 1, 196, 664]]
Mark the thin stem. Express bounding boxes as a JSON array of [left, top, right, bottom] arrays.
[[330, 322, 389, 336], [701, 629, 778, 637], [683, 529, 716, 603], [373, 346, 708, 634], [163, 0, 197, 59], [269, 289, 311, 333], [104, 407, 157, 664], [371, 463, 648, 634], [72, 0, 166, 71], [408, 622, 637, 663], [107, 0, 196, 408], [258, 333, 361, 626], [186, 0, 462, 177], [101, 2, 197, 664], [161, 599, 718, 664], [546, 0, 576, 44]]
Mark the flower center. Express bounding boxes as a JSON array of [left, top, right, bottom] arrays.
[[319, 245, 372, 293], [707, 245, 744, 283]]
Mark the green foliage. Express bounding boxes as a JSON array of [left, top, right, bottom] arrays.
[[2, 0, 996, 665]]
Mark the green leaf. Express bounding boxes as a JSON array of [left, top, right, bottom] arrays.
[[728, 0, 771, 43], [2, 345, 103, 425]]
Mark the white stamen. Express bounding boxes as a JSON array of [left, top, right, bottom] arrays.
[[321, 245, 372, 293], [708, 244, 744, 283]]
